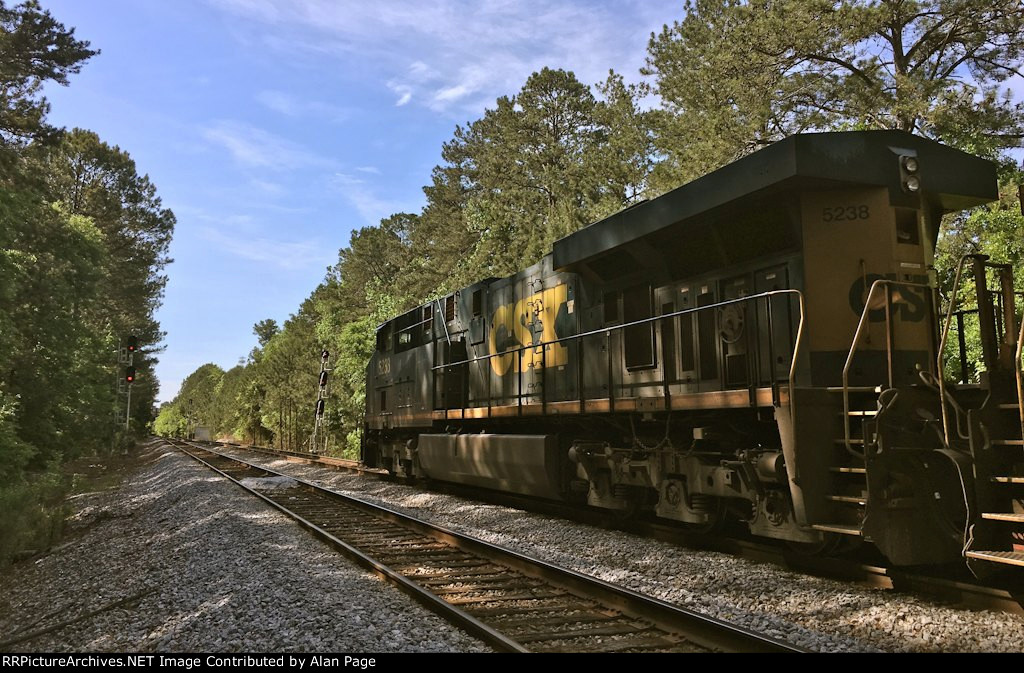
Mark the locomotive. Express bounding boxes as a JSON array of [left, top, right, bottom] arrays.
[[362, 130, 1023, 570]]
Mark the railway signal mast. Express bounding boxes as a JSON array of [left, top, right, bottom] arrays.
[[122, 335, 139, 429], [310, 349, 330, 455]]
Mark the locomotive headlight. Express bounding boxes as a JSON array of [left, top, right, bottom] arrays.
[[898, 154, 921, 193]]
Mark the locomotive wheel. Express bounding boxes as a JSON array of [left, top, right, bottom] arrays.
[[687, 495, 726, 535]]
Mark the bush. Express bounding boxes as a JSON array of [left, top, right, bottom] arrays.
[[0, 466, 69, 565]]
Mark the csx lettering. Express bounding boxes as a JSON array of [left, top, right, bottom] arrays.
[[488, 284, 569, 376], [848, 274, 928, 322]]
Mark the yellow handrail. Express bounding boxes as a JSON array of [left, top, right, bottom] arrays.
[[937, 255, 973, 446], [1016, 317, 1024, 444], [843, 279, 936, 454]]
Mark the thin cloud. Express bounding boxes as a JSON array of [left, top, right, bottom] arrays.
[[255, 90, 298, 115], [250, 178, 285, 196], [255, 90, 349, 121], [331, 172, 420, 225], [199, 226, 334, 270], [201, 120, 337, 170], [206, 0, 681, 116], [386, 81, 413, 106]]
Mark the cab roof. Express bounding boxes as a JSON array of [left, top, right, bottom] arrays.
[[552, 130, 997, 272]]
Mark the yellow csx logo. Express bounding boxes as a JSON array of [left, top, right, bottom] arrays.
[[487, 284, 569, 376]]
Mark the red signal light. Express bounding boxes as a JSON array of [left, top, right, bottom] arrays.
[[125, 366, 136, 383]]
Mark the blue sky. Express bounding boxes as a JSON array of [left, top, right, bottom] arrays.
[[41, 0, 683, 402]]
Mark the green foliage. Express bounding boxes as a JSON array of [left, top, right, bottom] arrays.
[[0, 464, 68, 565], [0, 0, 97, 146], [253, 319, 279, 348], [644, 0, 1024, 187], [0, 390, 31, 484], [234, 378, 270, 445], [257, 315, 319, 450], [153, 402, 186, 438], [152, 364, 225, 437], [0, 2, 172, 564], [3, 131, 172, 461], [424, 67, 653, 284]]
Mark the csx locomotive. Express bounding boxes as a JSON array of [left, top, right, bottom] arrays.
[[363, 130, 1024, 570]]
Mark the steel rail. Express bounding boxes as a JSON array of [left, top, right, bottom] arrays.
[[203, 439, 1024, 616], [171, 439, 527, 653], [169, 438, 805, 653]]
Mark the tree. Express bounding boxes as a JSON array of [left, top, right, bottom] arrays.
[[327, 213, 421, 317], [644, 0, 1024, 188], [589, 71, 656, 218], [464, 67, 601, 275], [0, 0, 96, 148], [209, 364, 250, 437], [256, 312, 319, 450], [253, 319, 279, 348], [0, 0, 178, 564], [40, 129, 174, 432]]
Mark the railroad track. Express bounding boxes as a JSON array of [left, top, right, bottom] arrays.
[[167, 439, 803, 653], [204, 439, 1024, 616]]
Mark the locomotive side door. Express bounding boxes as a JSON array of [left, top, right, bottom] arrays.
[[373, 323, 394, 429], [720, 274, 751, 388], [754, 264, 793, 384], [486, 282, 516, 407], [519, 273, 544, 406], [695, 282, 721, 390], [655, 286, 679, 387], [677, 285, 698, 388]]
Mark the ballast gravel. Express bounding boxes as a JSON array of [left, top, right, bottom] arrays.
[[0, 441, 490, 653], [217, 447, 1024, 653]]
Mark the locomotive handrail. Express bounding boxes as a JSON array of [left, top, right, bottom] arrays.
[[432, 288, 807, 421], [1016, 317, 1024, 445], [937, 254, 974, 446], [435, 298, 452, 345], [940, 257, 1024, 444], [843, 279, 937, 454]]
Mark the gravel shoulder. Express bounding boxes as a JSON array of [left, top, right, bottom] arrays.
[[218, 448, 1024, 653], [0, 440, 489, 653]]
